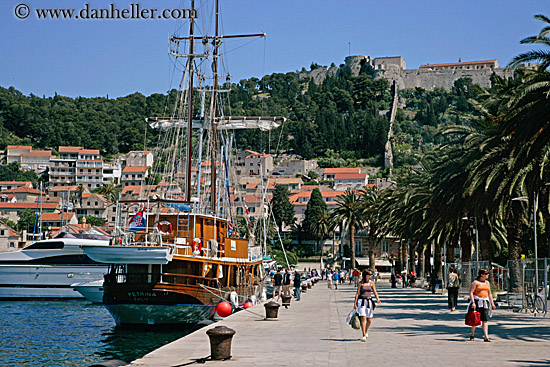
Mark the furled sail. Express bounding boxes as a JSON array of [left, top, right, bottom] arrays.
[[147, 116, 285, 131]]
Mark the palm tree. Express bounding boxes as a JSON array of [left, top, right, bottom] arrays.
[[509, 14, 550, 70], [331, 190, 364, 269], [310, 210, 336, 258]]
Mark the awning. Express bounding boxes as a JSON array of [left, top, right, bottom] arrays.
[[355, 258, 393, 267]]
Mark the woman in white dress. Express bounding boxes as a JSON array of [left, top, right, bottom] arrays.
[[353, 270, 382, 341]]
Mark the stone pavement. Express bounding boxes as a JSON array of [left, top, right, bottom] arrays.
[[129, 280, 550, 367]]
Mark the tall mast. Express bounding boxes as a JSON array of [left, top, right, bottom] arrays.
[[211, 0, 219, 213], [185, 0, 195, 202]]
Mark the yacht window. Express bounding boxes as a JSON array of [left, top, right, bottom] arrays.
[[25, 241, 64, 250]]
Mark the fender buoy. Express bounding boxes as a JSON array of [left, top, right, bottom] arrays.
[[157, 221, 172, 235], [216, 301, 232, 317], [229, 291, 238, 307], [243, 300, 253, 309], [192, 238, 202, 255]]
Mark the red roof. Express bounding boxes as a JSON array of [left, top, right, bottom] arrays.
[[123, 166, 148, 173], [420, 59, 497, 68], [324, 167, 361, 174], [7, 145, 32, 150], [121, 185, 142, 194], [129, 150, 152, 154], [2, 186, 42, 194], [0, 181, 32, 187], [79, 149, 100, 155], [289, 189, 347, 204], [59, 146, 83, 153], [40, 212, 75, 221], [0, 203, 58, 210], [21, 150, 51, 157]]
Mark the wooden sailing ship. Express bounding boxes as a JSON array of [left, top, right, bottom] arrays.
[[83, 0, 285, 326]]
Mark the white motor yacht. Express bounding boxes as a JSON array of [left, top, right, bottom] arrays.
[[0, 233, 110, 299]]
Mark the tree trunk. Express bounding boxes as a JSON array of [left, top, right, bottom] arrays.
[[460, 221, 472, 262], [507, 199, 524, 293], [479, 216, 492, 261], [409, 242, 416, 274], [401, 241, 409, 272], [418, 244, 425, 279], [424, 241, 431, 279], [434, 240, 442, 279], [368, 239, 376, 271]]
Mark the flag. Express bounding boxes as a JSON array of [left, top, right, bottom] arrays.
[[244, 205, 250, 215], [228, 221, 234, 236], [218, 265, 224, 279], [128, 206, 147, 232]]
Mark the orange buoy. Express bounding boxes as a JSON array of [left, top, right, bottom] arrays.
[[242, 301, 253, 309]]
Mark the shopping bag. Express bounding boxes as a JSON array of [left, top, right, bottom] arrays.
[[465, 311, 481, 326], [351, 315, 361, 330], [346, 309, 356, 324]]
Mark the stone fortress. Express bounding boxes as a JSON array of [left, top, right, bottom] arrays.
[[308, 55, 521, 90]]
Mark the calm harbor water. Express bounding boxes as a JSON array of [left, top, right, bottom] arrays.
[[0, 300, 196, 367]]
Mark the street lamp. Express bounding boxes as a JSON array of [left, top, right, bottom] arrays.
[[462, 217, 479, 263]]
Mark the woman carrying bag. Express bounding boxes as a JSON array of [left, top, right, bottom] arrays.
[[468, 268, 496, 342], [353, 270, 382, 342], [447, 267, 461, 311]]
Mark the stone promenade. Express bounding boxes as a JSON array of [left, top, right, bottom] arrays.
[[129, 280, 550, 367]]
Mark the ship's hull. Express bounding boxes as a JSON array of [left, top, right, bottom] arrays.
[[72, 279, 105, 303], [0, 264, 108, 299], [104, 303, 216, 326]]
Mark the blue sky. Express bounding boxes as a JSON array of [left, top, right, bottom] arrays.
[[0, 0, 547, 98]]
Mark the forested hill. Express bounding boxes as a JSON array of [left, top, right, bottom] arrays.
[[0, 64, 484, 167]]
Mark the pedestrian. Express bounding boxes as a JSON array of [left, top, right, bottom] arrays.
[[327, 270, 333, 289], [293, 269, 302, 301], [273, 268, 283, 301], [282, 268, 291, 296], [373, 270, 379, 282], [390, 272, 397, 288], [410, 271, 416, 288], [352, 269, 360, 286], [354, 269, 382, 342], [447, 266, 461, 311], [333, 270, 339, 289], [468, 268, 496, 342]]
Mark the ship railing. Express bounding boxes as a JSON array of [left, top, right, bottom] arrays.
[[109, 271, 218, 288]]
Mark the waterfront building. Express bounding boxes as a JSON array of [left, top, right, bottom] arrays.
[[121, 166, 148, 188], [1, 186, 43, 203], [235, 150, 273, 177], [6, 145, 32, 164], [273, 158, 318, 177], [49, 146, 83, 186], [0, 222, 20, 252], [76, 149, 103, 190], [125, 150, 154, 168]]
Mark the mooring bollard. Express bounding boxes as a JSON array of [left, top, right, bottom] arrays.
[[206, 326, 236, 360], [307, 281, 312, 289], [281, 294, 291, 309], [264, 300, 280, 320]]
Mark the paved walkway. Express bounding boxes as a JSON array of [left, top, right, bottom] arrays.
[[129, 280, 550, 367]]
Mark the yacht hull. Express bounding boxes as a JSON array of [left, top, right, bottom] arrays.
[[0, 264, 108, 299], [104, 303, 216, 326]]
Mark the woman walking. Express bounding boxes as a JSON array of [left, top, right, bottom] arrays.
[[354, 270, 381, 342], [447, 267, 460, 311], [468, 268, 496, 342]]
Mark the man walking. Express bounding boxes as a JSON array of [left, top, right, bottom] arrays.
[[282, 268, 291, 296], [293, 270, 302, 301], [273, 268, 283, 301], [333, 270, 339, 290]]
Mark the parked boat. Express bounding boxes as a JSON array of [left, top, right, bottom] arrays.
[[0, 233, 109, 299], [71, 279, 104, 304], [82, 0, 284, 326]]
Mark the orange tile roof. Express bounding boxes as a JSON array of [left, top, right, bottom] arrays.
[[0, 202, 58, 209], [21, 150, 52, 157], [121, 185, 142, 194], [7, 145, 32, 150], [324, 167, 361, 174], [419, 59, 497, 68], [59, 146, 83, 153], [79, 149, 100, 155], [0, 181, 32, 187], [82, 193, 92, 198], [2, 186, 42, 194], [40, 212, 75, 221], [289, 189, 348, 203], [129, 150, 152, 154], [123, 166, 148, 173]]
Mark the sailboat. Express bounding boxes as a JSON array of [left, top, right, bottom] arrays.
[[82, 0, 285, 326]]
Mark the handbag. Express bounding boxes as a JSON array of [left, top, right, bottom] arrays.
[[351, 314, 361, 329], [465, 311, 481, 326]]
